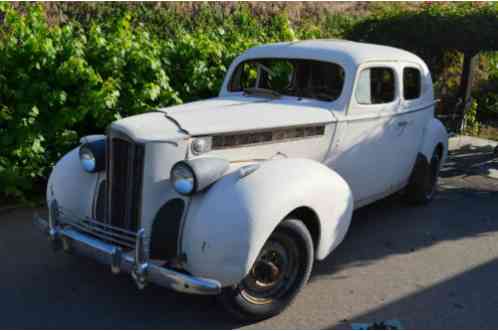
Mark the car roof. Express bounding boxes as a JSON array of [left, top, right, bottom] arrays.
[[241, 39, 424, 67]]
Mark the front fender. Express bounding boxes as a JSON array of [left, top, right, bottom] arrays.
[[181, 158, 353, 286], [47, 147, 101, 219], [419, 118, 449, 164]]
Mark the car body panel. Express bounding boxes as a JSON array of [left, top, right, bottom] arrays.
[[181, 158, 353, 286], [47, 147, 101, 221], [159, 96, 335, 136]]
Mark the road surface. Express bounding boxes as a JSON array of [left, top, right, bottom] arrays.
[[1, 140, 497, 329]]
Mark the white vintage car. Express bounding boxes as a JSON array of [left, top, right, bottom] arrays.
[[35, 40, 448, 320]]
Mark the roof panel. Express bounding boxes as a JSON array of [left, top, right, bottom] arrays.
[[242, 39, 424, 66]]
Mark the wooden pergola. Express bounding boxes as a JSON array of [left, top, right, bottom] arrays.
[[347, 4, 498, 133]]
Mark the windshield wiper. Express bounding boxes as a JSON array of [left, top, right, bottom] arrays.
[[243, 87, 281, 99]]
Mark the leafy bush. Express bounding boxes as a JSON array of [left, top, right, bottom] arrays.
[[0, 4, 179, 199], [473, 52, 498, 120], [474, 88, 498, 120], [463, 100, 480, 136]]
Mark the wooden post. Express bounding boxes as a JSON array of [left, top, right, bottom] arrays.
[[458, 52, 479, 132]]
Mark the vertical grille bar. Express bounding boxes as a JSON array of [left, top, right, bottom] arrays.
[[130, 146, 144, 231], [95, 180, 107, 223], [107, 131, 144, 233]]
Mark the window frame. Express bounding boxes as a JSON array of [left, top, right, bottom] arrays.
[[354, 65, 399, 106], [227, 57, 347, 103], [402, 66, 423, 101]]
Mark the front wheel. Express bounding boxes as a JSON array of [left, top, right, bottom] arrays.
[[218, 219, 314, 321]]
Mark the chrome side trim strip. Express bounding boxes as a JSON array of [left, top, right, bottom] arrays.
[[345, 101, 437, 123]]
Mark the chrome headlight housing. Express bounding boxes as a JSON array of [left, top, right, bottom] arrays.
[[191, 137, 212, 155], [79, 139, 106, 173], [170, 158, 229, 196]]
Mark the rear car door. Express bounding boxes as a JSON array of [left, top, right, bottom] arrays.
[[329, 63, 400, 205], [387, 63, 432, 188]]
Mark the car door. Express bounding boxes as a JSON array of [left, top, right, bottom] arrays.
[[387, 63, 432, 188], [327, 63, 400, 206]]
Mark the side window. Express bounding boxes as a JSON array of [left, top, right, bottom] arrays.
[[355, 67, 396, 104], [403, 67, 421, 100], [230, 61, 258, 91]]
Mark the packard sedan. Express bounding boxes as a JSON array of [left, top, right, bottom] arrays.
[[35, 40, 448, 320]]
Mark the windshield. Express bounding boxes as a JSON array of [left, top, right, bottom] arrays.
[[228, 58, 345, 102]]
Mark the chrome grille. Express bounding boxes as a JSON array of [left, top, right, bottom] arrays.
[[107, 132, 145, 233]]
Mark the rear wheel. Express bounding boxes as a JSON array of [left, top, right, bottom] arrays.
[[218, 218, 313, 321], [405, 149, 442, 204]]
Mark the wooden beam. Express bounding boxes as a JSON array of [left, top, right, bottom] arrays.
[[458, 52, 479, 132]]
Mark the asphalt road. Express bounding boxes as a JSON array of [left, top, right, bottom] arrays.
[[1, 142, 497, 329]]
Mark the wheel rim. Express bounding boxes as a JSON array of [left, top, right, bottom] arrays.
[[239, 234, 300, 305]]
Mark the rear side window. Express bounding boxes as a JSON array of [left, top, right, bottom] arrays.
[[355, 67, 396, 104], [403, 67, 421, 100]]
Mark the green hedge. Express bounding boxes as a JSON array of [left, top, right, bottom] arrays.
[[0, 4, 302, 200], [0, 5, 182, 198], [1, 3, 497, 201]]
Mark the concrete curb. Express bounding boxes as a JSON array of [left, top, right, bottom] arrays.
[[449, 135, 498, 152]]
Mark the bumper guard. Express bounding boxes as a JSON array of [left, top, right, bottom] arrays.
[[33, 205, 221, 296]]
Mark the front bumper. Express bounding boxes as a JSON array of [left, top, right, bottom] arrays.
[[33, 208, 221, 296]]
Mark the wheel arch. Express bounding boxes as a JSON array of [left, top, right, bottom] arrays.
[[419, 118, 449, 165], [285, 206, 321, 253]]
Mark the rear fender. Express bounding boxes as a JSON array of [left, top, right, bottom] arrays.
[[419, 118, 449, 164], [181, 158, 353, 286]]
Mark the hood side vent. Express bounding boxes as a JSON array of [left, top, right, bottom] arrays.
[[212, 125, 325, 150]]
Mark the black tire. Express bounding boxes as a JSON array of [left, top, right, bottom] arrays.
[[218, 218, 314, 322], [405, 149, 442, 205]]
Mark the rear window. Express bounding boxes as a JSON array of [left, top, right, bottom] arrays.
[[229, 58, 345, 102], [403, 67, 422, 100]]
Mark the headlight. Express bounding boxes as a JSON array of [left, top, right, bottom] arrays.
[[170, 162, 196, 195], [191, 137, 212, 155], [79, 146, 96, 172], [170, 158, 229, 196], [79, 139, 106, 173]]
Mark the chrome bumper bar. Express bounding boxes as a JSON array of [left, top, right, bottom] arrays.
[[33, 209, 221, 296]]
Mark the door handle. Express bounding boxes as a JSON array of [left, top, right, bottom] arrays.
[[397, 120, 409, 127]]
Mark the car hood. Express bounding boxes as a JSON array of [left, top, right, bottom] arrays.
[[158, 96, 335, 136]]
